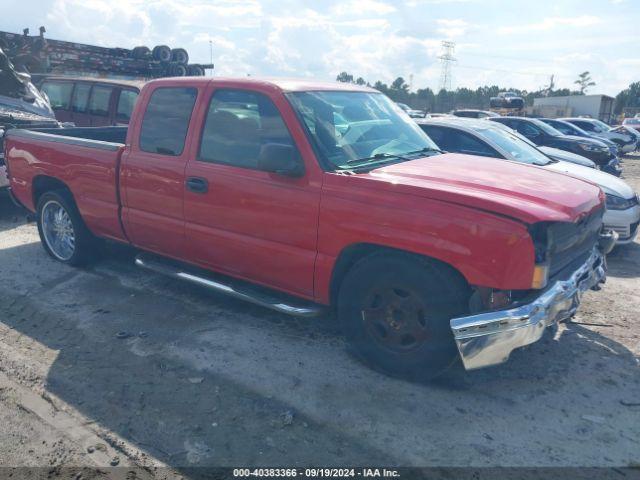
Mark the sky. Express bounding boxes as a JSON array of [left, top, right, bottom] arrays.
[[4, 0, 639, 95]]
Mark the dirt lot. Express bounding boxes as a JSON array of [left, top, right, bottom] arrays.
[[0, 155, 639, 476]]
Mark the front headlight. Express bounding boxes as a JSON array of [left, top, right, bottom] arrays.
[[605, 193, 637, 210]]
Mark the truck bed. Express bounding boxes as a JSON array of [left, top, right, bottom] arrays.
[[4, 127, 128, 243]]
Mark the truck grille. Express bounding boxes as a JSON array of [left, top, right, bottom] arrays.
[[547, 208, 603, 278]]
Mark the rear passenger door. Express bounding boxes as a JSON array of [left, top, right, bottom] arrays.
[[115, 89, 139, 125], [120, 86, 198, 257], [182, 88, 321, 297], [87, 85, 115, 126], [69, 82, 92, 126]]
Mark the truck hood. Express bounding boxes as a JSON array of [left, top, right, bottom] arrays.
[[545, 159, 636, 199], [353, 153, 603, 224]]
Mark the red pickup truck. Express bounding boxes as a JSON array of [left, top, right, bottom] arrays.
[[4, 77, 615, 378]]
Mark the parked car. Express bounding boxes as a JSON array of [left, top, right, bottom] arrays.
[[561, 117, 637, 154], [622, 117, 640, 132], [489, 116, 621, 176], [538, 118, 619, 157], [38, 76, 143, 126], [5, 77, 614, 377], [489, 91, 524, 110], [396, 102, 424, 118], [451, 109, 499, 119], [417, 118, 639, 244], [484, 119, 597, 168]]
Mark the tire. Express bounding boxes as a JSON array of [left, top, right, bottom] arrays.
[[36, 191, 98, 266], [152, 45, 172, 63], [187, 65, 205, 76], [169, 64, 187, 77], [171, 48, 189, 65], [337, 252, 470, 379], [132, 46, 151, 59]]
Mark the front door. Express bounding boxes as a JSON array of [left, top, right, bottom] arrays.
[[183, 87, 321, 298], [120, 86, 199, 257]]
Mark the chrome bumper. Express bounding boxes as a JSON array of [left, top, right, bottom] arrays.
[[450, 246, 609, 371]]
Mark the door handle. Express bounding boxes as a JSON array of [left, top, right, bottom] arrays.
[[186, 177, 208, 194]]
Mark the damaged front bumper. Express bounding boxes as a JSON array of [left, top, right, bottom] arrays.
[[450, 233, 616, 371]]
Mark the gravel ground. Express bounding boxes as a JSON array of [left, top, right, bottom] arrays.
[[0, 154, 639, 477]]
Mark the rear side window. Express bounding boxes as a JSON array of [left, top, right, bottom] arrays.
[[41, 81, 73, 110], [419, 125, 448, 148], [88, 86, 113, 116], [198, 89, 295, 169], [574, 120, 595, 132], [116, 90, 139, 122], [71, 83, 91, 113], [140, 87, 197, 156], [448, 130, 498, 157]]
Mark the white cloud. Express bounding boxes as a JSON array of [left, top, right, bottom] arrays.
[[436, 19, 469, 38], [498, 15, 601, 35], [331, 0, 396, 16]]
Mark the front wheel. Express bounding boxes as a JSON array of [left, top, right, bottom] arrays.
[[338, 252, 470, 379], [36, 191, 97, 266]]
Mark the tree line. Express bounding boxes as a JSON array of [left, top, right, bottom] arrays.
[[336, 71, 639, 116]]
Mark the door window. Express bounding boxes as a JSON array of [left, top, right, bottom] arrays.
[[448, 130, 499, 156], [88, 86, 114, 116], [41, 81, 73, 110], [116, 89, 139, 122], [198, 89, 296, 169], [514, 121, 541, 137], [70, 83, 91, 113], [139, 87, 198, 156]]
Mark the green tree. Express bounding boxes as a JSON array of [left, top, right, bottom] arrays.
[[614, 81, 640, 114], [336, 72, 354, 83], [574, 71, 596, 94], [355, 77, 366, 86]]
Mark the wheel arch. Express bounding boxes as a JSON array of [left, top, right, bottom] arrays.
[[32, 175, 74, 208], [329, 243, 471, 307]]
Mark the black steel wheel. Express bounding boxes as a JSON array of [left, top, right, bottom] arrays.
[[338, 251, 470, 379]]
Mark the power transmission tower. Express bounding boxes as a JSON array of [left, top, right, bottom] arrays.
[[438, 41, 456, 91]]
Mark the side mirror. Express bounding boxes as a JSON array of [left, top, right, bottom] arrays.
[[257, 143, 304, 178]]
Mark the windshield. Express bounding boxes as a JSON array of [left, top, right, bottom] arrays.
[[477, 127, 552, 166], [286, 91, 439, 170], [591, 119, 612, 131], [531, 118, 563, 137]]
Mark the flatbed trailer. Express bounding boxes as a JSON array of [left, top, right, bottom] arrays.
[[0, 27, 212, 79]]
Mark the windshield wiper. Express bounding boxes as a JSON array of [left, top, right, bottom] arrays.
[[345, 152, 408, 164], [400, 147, 443, 155]]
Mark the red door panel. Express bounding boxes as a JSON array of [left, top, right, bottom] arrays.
[[183, 164, 320, 297]]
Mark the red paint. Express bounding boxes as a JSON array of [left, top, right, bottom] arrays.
[[5, 77, 605, 305]]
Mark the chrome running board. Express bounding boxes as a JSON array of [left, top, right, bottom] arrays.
[[135, 253, 325, 318]]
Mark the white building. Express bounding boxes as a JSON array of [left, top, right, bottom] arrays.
[[532, 94, 615, 122]]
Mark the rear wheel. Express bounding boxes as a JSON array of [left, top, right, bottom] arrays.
[[36, 191, 98, 266], [338, 252, 470, 379]]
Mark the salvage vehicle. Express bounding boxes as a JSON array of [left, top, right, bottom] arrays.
[[539, 118, 620, 158], [481, 119, 597, 168], [451, 109, 499, 119], [38, 77, 143, 127], [489, 91, 524, 110], [418, 118, 639, 245], [489, 116, 621, 176], [561, 117, 638, 154], [622, 118, 640, 133], [396, 102, 424, 118], [4, 78, 615, 377]]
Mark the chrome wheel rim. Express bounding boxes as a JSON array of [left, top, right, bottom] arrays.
[[41, 200, 75, 261]]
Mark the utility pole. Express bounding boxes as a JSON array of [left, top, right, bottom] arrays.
[[438, 41, 456, 92], [209, 39, 213, 76]]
